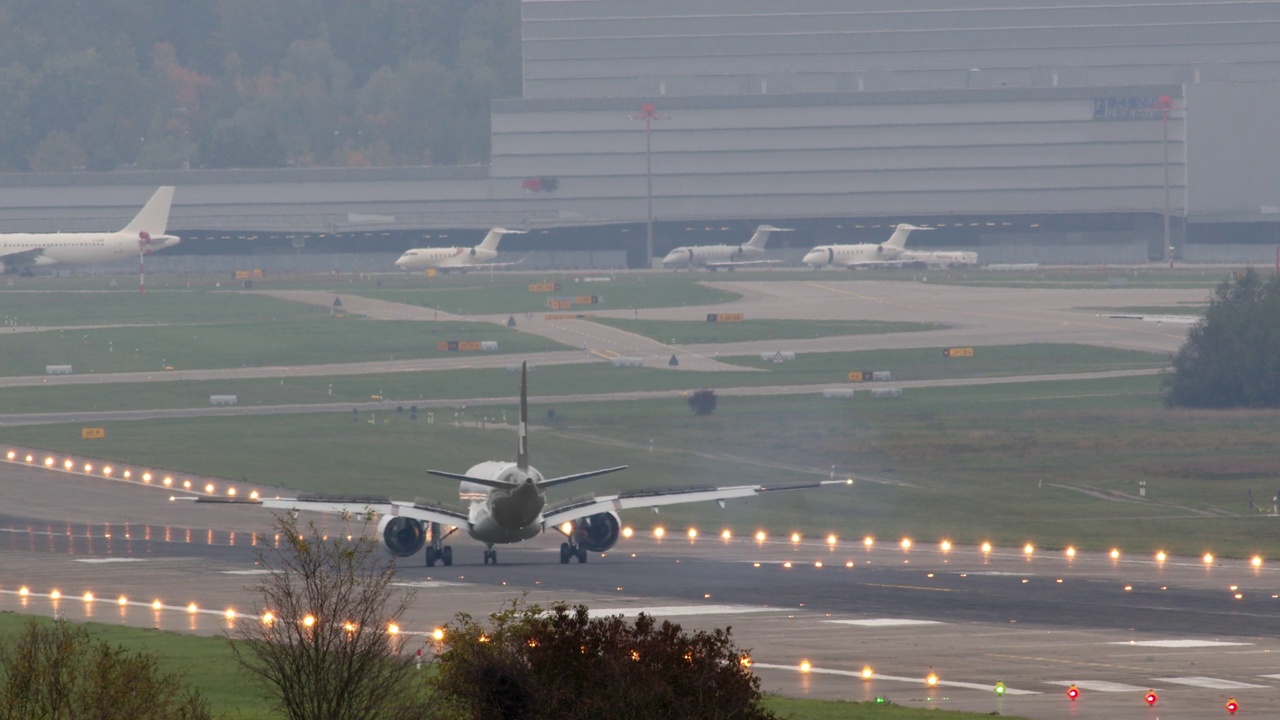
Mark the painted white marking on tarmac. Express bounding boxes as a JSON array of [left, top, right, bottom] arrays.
[[393, 581, 471, 588], [1259, 674, 1280, 680], [1110, 639, 1253, 648], [825, 618, 943, 627], [1154, 676, 1268, 690], [1045, 680, 1147, 693], [75, 558, 146, 563], [751, 664, 1038, 695], [588, 605, 778, 617], [222, 569, 270, 575]]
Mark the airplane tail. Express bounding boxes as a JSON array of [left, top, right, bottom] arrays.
[[744, 225, 792, 250], [517, 361, 529, 470], [477, 228, 526, 252], [883, 223, 930, 250], [121, 187, 175, 235]]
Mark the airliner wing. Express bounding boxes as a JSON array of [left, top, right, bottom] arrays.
[[0, 247, 45, 271], [701, 259, 784, 270], [542, 479, 849, 525], [204, 495, 469, 526]]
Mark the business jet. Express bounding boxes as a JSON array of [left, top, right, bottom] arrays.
[[661, 225, 791, 270], [394, 228, 526, 272], [801, 223, 931, 269], [225, 363, 845, 566], [0, 187, 179, 274]]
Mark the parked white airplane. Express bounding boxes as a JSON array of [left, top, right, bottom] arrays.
[[394, 228, 526, 272], [801, 223, 931, 269], [662, 225, 791, 270], [0, 187, 179, 274], [227, 363, 845, 566]]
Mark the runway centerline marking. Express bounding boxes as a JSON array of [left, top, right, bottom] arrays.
[[825, 618, 943, 627], [1154, 676, 1269, 689], [1110, 639, 1253, 648]]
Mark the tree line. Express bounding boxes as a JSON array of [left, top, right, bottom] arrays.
[[0, 0, 521, 172]]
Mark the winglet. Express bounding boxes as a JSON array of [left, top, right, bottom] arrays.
[[517, 361, 529, 470], [121, 187, 175, 235]]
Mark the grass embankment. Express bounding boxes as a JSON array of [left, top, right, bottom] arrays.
[[0, 614, 1026, 720], [0, 343, 1161, 414], [4, 372, 1277, 558]]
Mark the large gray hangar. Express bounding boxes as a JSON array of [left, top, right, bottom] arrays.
[[2, 0, 1278, 266]]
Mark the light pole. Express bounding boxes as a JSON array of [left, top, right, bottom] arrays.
[[1158, 95, 1180, 265], [630, 103, 664, 267]]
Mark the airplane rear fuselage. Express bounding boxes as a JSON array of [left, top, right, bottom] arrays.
[[0, 231, 181, 267]]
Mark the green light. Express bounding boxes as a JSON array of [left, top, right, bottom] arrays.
[[875, 696, 886, 704], [994, 681, 1006, 696]]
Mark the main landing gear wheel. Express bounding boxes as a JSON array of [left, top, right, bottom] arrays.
[[560, 543, 589, 564], [483, 549, 498, 565], [425, 546, 454, 568]]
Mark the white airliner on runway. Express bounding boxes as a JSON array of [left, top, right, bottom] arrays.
[[394, 228, 526, 272], [228, 363, 844, 566], [662, 225, 791, 270], [0, 187, 180, 274], [802, 223, 932, 269]]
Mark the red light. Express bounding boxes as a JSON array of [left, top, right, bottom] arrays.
[[1145, 690, 1158, 706], [1226, 698, 1238, 714], [1066, 684, 1079, 700]]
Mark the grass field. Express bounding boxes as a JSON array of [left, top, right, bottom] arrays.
[[4, 372, 1278, 558], [0, 318, 569, 376], [0, 613, 1026, 720], [0, 344, 1162, 414], [351, 273, 740, 314]]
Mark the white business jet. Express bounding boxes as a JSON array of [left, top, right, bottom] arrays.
[[662, 225, 790, 270], [801, 223, 931, 269], [394, 228, 526, 272]]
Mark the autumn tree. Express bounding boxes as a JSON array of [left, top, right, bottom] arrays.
[[1165, 268, 1280, 408], [429, 600, 778, 720], [0, 618, 214, 720], [230, 512, 429, 720]]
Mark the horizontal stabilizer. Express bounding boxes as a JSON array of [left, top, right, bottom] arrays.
[[426, 469, 515, 490], [538, 465, 629, 489]]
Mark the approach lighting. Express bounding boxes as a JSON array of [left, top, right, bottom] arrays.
[[687, 528, 698, 539], [862, 666, 874, 680], [755, 530, 766, 542], [24, 454, 32, 463], [117, 596, 127, 606], [1145, 690, 1158, 706], [1252, 555, 1263, 567], [225, 609, 236, 620], [102, 466, 112, 476], [791, 532, 801, 543], [1156, 550, 1167, 562], [994, 681, 1006, 696], [940, 540, 952, 552], [1203, 552, 1214, 564], [204, 483, 214, 494], [1066, 546, 1076, 558], [1110, 548, 1121, 560], [64, 459, 74, 469], [799, 660, 811, 673], [1023, 543, 1034, 555], [863, 536, 874, 548], [122, 469, 131, 478], [926, 672, 938, 687], [4, 450, 12, 460], [1066, 684, 1079, 700], [187, 603, 198, 614], [163, 476, 173, 486], [1226, 697, 1238, 714], [50, 590, 61, 600], [653, 526, 665, 539], [17, 587, 28, 597], [900, 538, 912, 550], [84, 463, 93, 473], [827, 534, 838, 546], [388, 623, 400, 635], [432, 627, 445, 641], [302, 615, 316, 628], [720, 529, 731, 540], [82, 592, 93, 603], [152, 599, 163, 610], [142, 472, 152, 482], [182, 479, 191, 489], [44, 457, 54, 467], [981, 541, 992, 554], [261, 612, 274, 625]]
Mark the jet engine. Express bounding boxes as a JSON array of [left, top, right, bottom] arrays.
[[378, 516, 426, 557], [571, 512, 621, 552]]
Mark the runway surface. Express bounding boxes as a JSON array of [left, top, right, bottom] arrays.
[[3, 458, 1277, 720]]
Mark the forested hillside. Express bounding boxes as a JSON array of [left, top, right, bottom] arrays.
[[0, 0, 521, 171]]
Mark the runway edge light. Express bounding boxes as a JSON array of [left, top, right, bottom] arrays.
[[1066, 683, 1079, 700], [994, 680, 1005, 696], [1145, 689, 1158, 706], [1226, 697, 1238, 714]]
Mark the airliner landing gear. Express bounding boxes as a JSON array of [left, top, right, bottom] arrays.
[[559, 542, 588, 564], [483, 548, 498, 565], [425, 522, 455, 567]]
